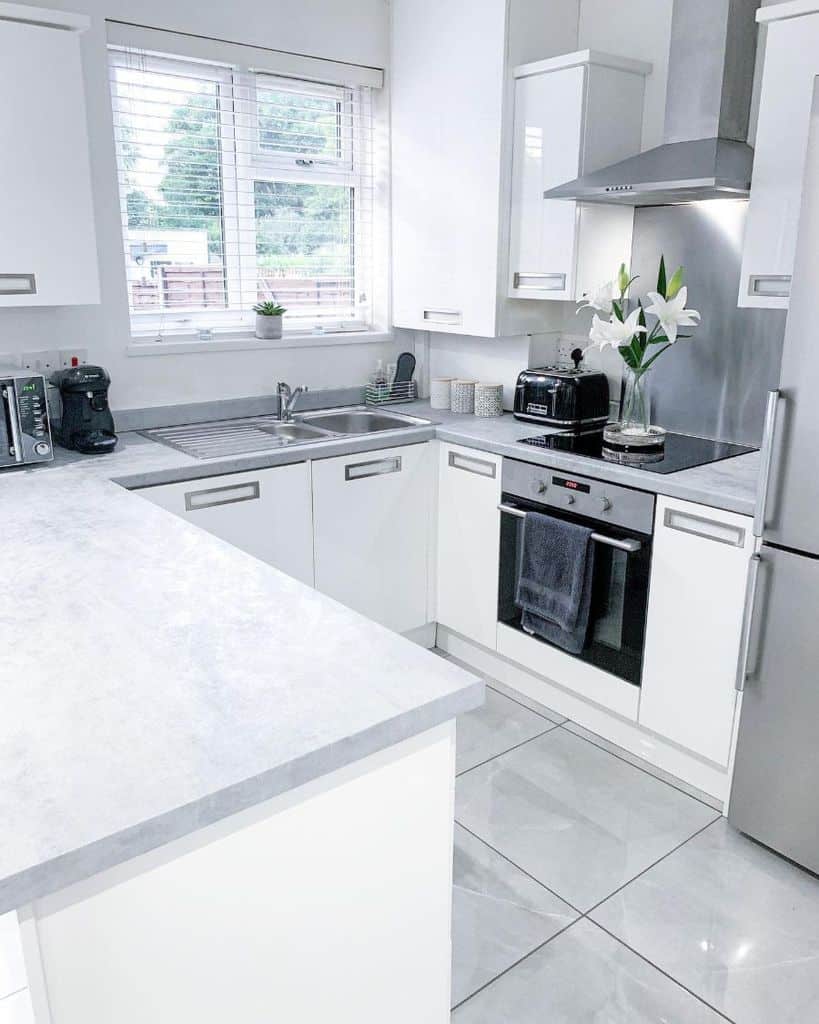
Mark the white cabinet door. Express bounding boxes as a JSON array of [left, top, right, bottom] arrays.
[[739, 12, 819, 309], [436, 444, 501, 649], [0, 990, 34, 1024], [640, 497, 754, 766], [137, 463, 314, 586], [312, 444, 432, 633], [508, 57, 645, 303], [0, 913, 25, 1001], [0, 17, 99, 307], [391, 0, 507, 336], [508, 65, 584, 302]]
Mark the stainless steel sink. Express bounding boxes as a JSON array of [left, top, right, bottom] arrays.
[[143, 407, 429, 460], [299, 409, 425, 434], [258, 422, 332, 443], [142, 416, 335, 460]]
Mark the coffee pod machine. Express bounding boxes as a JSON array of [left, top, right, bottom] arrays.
[[52, 365, 118, 454]]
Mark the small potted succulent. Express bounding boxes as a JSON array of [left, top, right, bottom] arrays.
[[252, 301, 286, 340]]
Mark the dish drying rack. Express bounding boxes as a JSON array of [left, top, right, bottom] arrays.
[[365, 379, 418, 405]]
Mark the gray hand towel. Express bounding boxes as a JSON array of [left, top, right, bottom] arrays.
[[515, 511, 596, 655]]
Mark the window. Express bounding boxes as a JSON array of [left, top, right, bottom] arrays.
[[108, 47, 376, 340]]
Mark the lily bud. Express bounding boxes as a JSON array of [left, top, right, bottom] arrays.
[[617, 263, 631, 296], [666, 266, 685, 300]]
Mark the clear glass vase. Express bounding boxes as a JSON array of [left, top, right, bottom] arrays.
[[620, 366, 650, 435]]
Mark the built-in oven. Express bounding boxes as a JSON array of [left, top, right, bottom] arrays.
[[497, 459, 655, 686]]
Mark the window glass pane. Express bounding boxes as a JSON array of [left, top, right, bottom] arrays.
[[254, 181, 355, 320], [113, 64, 227, 314], [256, 82, 345, 160]]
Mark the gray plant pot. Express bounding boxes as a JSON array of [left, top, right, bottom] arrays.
[[255, 314, 283, 340]]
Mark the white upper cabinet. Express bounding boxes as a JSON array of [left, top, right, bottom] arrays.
[[508, 52, 650, 303], [391, 2, 624, 337], [0, 7, 99, 307], [740, 7, 819, 309]]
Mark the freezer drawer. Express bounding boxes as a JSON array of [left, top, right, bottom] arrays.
[[729, 544, 819, 873]]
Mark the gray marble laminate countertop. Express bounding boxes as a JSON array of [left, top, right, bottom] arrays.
[[0, 397, 757, 912], [0, 437, 482, 914]]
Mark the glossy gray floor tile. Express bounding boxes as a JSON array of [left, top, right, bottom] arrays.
[[456, 687, 558, 775], [455, 728, 719, 911], [451, 918, 725, 1023], [562, 720, 723, 812], [452, 824, 577, 1007], [591, 818, 819, 1024]]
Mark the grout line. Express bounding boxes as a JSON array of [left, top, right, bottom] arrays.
[[583, 816, 722, 918], [450, 917, 581, 1012], [455, 723, 560, 778], [587, 919, 738, 1023], [454, 821, 585, 916], [557, 721, 723, 813]]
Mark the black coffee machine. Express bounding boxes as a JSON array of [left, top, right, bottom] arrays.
[[52, 365, 118, 454]]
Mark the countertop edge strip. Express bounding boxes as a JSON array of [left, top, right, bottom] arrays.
[[0, 680, 483, 916]]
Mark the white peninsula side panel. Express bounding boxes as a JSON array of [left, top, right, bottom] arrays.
[[25, 724, 456, 1024]]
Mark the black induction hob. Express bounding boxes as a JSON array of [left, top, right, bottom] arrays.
[[518, 427, 756, 475]]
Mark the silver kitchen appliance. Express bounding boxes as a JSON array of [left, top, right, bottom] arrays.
[[0, 368, 53, 467], [728, 83, 819, 873], [497, 459, 655, 686]]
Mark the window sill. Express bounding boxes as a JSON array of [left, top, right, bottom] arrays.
[[126, 329, 394, 357]]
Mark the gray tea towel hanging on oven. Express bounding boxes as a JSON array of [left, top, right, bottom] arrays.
[[515, 510, 596, 655]]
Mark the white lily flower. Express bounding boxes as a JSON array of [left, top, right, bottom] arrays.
[[577, 281, 615, 316], [588, 308, 646, 351], [645, 286, 701, 343]]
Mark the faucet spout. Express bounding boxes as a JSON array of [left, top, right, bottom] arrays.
[[276, 381, 308, 422]]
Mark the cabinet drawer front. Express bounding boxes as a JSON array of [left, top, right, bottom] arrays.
[[447, 449, 497, 479], [184, 480, 260, 511]]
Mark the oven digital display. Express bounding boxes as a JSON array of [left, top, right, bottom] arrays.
[[552, 475, 591, 494]]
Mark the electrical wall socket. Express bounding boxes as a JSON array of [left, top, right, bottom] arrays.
[[59, 348, 88, 369], [21, 350, 61, 374]]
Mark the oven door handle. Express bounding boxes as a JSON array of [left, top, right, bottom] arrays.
[[497, 503, 643, 553]]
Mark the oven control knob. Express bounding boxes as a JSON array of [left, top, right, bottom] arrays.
[[537, 481, 548, 495], [563, 493, 576, 506], [598, 496, 612, 512]]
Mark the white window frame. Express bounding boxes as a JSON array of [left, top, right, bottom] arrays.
[[108, 37, 384, 347]]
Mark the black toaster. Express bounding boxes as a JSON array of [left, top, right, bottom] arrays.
[[513, 358, 609, 428]]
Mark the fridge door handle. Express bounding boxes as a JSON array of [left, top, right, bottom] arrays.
[[754, 389, 782, 538], [735, 553, 762, 692]]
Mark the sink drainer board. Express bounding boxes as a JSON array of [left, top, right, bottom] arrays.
[[141, 417, 329, 460]]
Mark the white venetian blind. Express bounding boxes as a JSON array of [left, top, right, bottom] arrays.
[[108, 44, 376, 338]]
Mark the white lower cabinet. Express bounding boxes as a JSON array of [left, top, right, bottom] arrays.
[[312, 444, 433, 633], [435, 444, 501, 650], [0, 990, 34, 1024], [137, 463, 314, 587], [639, 496, 754, 766], [0, 913, 25, 1002]]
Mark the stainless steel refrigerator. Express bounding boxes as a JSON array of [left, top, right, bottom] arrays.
[[728, 83, 819, 874]]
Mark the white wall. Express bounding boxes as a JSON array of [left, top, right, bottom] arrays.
[[3, 0, 393, 411]]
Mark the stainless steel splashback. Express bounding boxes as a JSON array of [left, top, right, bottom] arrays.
[[630, 200, 785, 446]]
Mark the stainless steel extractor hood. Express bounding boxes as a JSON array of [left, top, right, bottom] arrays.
[[544, 0, 760, 206]]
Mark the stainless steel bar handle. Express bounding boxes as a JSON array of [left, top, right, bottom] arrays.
[[497, 503, 642, 552], [513, 272, 566, 291], [2, 386, 23, 463], [345, 456, 402, 481], [735, 553, 762, 692], [185, 480, 260, 511], [754, 389, 782, 538], [448, 450, 497, 478]]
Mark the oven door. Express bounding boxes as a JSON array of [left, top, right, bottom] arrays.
[[497, 497, 652, 686]]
